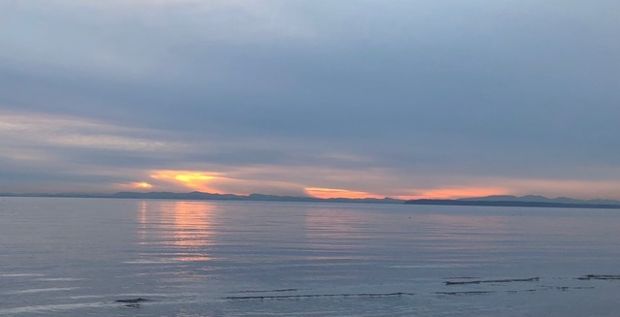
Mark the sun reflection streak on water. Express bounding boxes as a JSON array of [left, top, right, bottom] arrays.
[[136, 200, 217, 263]]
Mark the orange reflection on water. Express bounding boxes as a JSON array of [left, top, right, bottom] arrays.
[[168, 201, 215, 262], [138, 200, 148, 241], [136, 200, 216, 263]]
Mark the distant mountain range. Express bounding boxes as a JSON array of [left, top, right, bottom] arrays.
[[1, 192, 620, 209], [405, 195, 620, 209], [111, 191, 403, 204], [0, 191, 403, 204]]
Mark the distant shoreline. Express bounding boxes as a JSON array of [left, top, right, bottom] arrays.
[[405, 199, 620, 210], [2, 192, 620, 210], [0, 192, 403, 205]]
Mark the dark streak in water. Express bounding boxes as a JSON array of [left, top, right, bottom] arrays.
[[234, 288, 300, 294], [445, 277, 540, 285], [436, 291, 494, 296], [577, 274, 620, 281], [115, 297, 151, 304], [225, 292, 415, 300], [555, 286, 595, 291], [505, 289, 538, 293]]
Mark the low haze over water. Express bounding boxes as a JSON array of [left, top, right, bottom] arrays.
[[2, 197, 620, 316]]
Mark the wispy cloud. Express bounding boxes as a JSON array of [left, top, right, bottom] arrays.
[[0, 110, 177, 152]]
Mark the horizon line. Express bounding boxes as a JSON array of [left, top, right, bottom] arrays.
[[1, 190, 620, 203]]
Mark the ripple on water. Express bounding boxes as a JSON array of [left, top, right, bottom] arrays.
[[3, 287, 80, 295]]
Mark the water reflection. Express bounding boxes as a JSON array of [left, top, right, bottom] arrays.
[[304, 206, 378, 241], [407, 211, 512, 257], [416, 212, 509, 238], [136, 200, 217, 263], [137, 200, 147, 241], [302, 205, 387, 264], [302, 205, 516, 267]]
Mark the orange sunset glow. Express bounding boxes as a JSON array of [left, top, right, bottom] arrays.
[[119, 181, 154, 191], [150, 170, 220, 192], [305, 187, 384, 199], [131, 182, 153, 189], [401, 187, 510, 200]]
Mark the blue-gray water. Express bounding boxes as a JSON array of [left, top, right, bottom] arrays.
[[1, 197, 620, 316]]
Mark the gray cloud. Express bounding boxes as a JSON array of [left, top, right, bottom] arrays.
[[0, 0, 619, 198]]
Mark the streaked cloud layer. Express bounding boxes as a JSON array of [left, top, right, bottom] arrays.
[[1, 0, 619, 198]]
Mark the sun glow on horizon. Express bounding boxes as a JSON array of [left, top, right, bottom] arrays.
[[125, 172, 514, 201], [399, 187, 510, 200], [119, 181, 154, 191], [132, 181, 153, 189], [150, 170, 219, 192], [305, 187, 383, 199]]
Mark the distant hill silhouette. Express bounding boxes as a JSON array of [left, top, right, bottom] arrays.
[[110, 191, 403, 204], [0, 191, 403, 204], [2, 192, 620, 209], [405, 195, 620, 209]]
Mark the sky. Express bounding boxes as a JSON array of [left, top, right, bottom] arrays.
[[0, 0, 619, 199]]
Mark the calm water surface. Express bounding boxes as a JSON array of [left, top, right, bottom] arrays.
[[1, 197, 620, 316]]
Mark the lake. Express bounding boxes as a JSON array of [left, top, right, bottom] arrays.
[[1, 197, 620, 316]]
